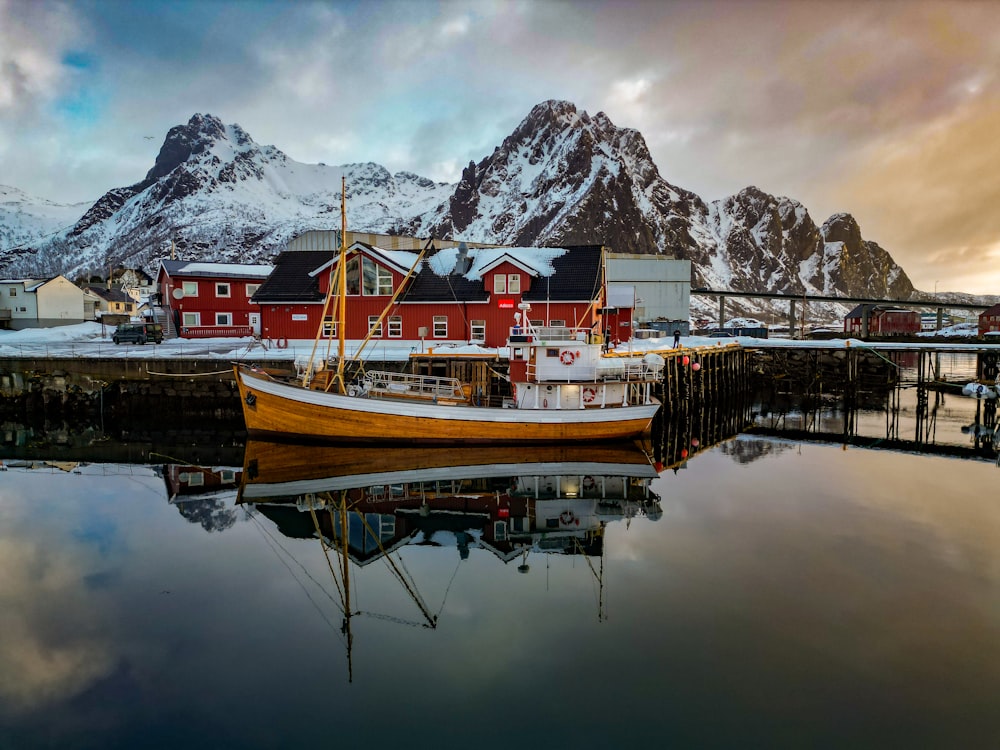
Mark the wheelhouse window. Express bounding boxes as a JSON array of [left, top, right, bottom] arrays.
[[182, 312, 200, 326], [216, 282, 230, 297], [8, 288, 15, 297], [368, 315, 383, 337], [433, 315, 447, 338], [362, 257, 393, 296], [507, 274, 521, 294], [470, 320, 486, 342], [322, 315, 336, 337], [246, 283, 260, 297], [388, 315, 402, 338], [216, 312, 232, 326]]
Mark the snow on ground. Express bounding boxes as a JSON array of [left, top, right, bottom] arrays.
[[3, 322, 1000, 362]]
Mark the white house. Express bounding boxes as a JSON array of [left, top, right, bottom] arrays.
[[0, 276, 86, 329]]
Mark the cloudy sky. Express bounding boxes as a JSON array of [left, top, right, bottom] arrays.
[[2, 0, 1000, 294]]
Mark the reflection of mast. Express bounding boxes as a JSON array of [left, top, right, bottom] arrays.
[[298, 490, 437, 682], [572, 522, 607, 622]]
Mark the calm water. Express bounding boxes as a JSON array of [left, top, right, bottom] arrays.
[[2, 431, 999, 748]]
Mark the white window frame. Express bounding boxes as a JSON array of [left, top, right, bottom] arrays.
[[216, 312, 232, 326], [322, 315, 336, 337], [549, 319, 565, 327], [246, 283, 260, 297], [493, 275, 506, 294], [216, 282, 231, 298], [388, 315, 402, 338], [182, 281, 198, 297], [433, 315, 447, 338], [470, 320, 486, 342], [368, 315, 383, 337], [507, 274, 521, 294], [182, 312, 201, 326]]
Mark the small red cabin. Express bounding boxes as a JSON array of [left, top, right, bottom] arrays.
[[844, 304, 920, 337]]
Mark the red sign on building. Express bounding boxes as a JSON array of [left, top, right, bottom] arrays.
[[498, 298, 515, 309]]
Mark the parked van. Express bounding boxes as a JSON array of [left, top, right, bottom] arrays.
[[112, 322, 163, 345]]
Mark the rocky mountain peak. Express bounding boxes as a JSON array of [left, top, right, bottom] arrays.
[[821, 212, 863, 247], [143, 113, 228, 185]]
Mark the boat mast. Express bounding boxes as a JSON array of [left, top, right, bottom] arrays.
[[327, 178, 349, 394]]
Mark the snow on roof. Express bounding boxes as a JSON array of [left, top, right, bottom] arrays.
[[427, 246, 567, 280], [168, 262, 274, 278], [371, 247, 421, 274]]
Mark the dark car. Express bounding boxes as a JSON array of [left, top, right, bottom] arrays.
[[112, 322, 163, 345]]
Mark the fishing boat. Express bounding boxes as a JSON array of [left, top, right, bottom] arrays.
[[233, 180, 662, 444]]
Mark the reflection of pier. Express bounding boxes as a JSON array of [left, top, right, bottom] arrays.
[[750, 347, 999, 462]]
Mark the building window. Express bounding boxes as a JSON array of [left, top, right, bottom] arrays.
[[216, 312, 232, 326], [216, 282, 230, 297], [322, 315, 336, 337], [507, 274, 521, 294], [362, 257, 393, 296], [433, 315, 447, 338], [345, 256, 361, 295], [368, 315, 383, 337], [388, 315, 402, 338], [219, 469, 236, 483], [8, 288, 15, 297], [182, 281, 198, 297], [549, 319, 565, 327], [471, 320, 486, 342], [493, 275, 506, 294], [246, 283, 260, 297], [530, 319, 543, 328], [182, 312, 201, 326]]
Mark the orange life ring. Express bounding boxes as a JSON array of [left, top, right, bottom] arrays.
[[559, 510, 575, 525], [582, 387, 597, 403], [560, 350, 575, 365], [276, 337, 288, 349]]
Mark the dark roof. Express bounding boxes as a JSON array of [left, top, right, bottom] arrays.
[[252, 250, 328, 303], [254, 244, 605, 305], [403, 244, 603, 303], [522, 245, 603, 302], [979, 303, 1000, 317], [85, 286, 132, 303]]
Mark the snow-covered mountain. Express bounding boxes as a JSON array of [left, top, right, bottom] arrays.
[[0, 102, 917, 314], [0, 186, 91, 265]]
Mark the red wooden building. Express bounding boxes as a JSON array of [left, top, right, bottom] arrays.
[[978, 303, 1000, 337], [844, 304, 921, 336], [252, 242, 618, 349], [157, 260, 273, 338]]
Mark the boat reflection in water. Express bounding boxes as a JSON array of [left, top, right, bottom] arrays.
[[238, 440, 663, 679]]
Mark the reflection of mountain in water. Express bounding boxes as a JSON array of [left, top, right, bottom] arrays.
[[718, 436, 799, 465], [163, 463, 241, 532]]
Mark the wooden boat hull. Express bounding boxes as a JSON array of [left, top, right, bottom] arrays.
[[240, 439, 658, 500], [234, 365, 659, 444]]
